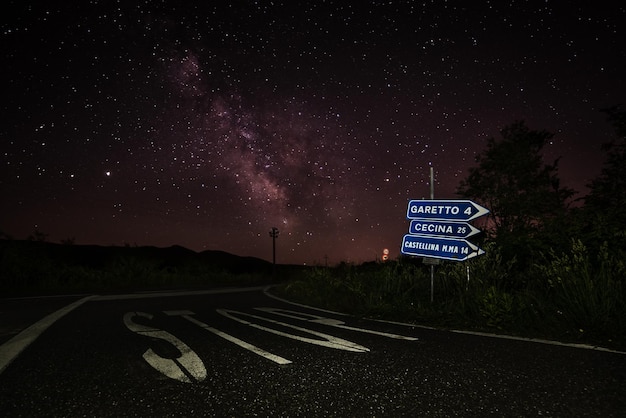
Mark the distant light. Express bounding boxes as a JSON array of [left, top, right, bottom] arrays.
[[382, 248, 390, 261]]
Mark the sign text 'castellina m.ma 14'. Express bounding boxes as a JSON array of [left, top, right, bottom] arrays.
[[401, 199, 490, 262]]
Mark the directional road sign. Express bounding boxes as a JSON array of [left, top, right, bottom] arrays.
[[401, 234, 485, 261], [406, 199, 489, 221], [408, 220, 481, 239]]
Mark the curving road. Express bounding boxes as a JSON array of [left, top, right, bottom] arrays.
[[1, 286, 625, 416]]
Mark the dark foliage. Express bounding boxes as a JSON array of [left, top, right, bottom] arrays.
[[0, 239, 279, 295], [456, 121, 575, 268], [581, 105, 626, 258]]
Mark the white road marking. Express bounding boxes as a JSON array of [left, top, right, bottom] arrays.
[[164, 310, 292, 365], [263, 287, 350, 316], [93, 286, 267, 301], [0, 295, 95, 375], [265, 285, 626, 355], [448, 329, 626, 355], [216, 309, 370, 352], [255, 307, 419, 341], [123, 312, 207, 383]]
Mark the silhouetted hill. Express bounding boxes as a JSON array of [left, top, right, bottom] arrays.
[[0, 239, 275, 294], [0, 239, 272, 273]]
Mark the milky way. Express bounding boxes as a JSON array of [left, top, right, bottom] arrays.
[[1, 2, 625, 264]]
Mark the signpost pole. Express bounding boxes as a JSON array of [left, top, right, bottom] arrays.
[[401, 176, 489, 301], [429, 167, 434, 303]]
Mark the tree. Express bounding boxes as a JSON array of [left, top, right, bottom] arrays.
[[457, 121, 575, 266], [582, 105, 626, 252], [28, 229, 49, 242]]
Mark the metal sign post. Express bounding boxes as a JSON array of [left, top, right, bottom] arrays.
[[429, 167, 435, 303], [401, 167, 489, 302]]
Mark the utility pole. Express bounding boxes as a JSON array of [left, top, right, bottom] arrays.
[[269, 226, 279, 277]]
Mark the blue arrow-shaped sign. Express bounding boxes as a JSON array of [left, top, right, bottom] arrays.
[[401, 235, 485, 261], [408, 220, 481, 238], [407, 199, 489, 221]]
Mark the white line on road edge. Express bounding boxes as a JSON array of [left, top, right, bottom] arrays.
[[448, 329, 626, 355], [3, 293, 92, 301], [263, 285, 434, 332], [264, 286, 626, 355], [263, 286, 350, 317], [92, 286, 267, 301], [0, 295, 97, 375]]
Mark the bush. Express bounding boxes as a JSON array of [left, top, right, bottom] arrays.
[[534, 239, 626, 344], [478, 286, 515, 329], [277, 240, 625, 351], [0, 240, 272, 294]]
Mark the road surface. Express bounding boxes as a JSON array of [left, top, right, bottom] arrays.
[[1, 286, 624, 416]]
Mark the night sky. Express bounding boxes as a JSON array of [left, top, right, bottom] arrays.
[[2, 2, 625, 265]]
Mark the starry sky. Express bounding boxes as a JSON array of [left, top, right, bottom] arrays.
[[1, 1, 625, 265]]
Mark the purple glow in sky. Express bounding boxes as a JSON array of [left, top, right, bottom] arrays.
[[1, 1, 624, 264]]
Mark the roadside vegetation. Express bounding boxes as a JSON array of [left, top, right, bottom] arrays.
[[2, 107, 625, 351], [275, 240, 625, 351], [0, 240, 282, 295], [278, 107, 626, 352]]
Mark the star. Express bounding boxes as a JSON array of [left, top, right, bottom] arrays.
[[1, 2, 624, 264]]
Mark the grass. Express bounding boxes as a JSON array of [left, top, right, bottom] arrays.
[[0, 240, 277, 295], [275, 241, 626, 352], [2, 238, 624, 352]]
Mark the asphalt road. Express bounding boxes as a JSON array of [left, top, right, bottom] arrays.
[[1, 286, 625, 417]]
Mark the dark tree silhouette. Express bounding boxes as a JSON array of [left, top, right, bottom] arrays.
[[28, 230, 49, 242], [582, 105, 626, 252], [457, 121, 575, 266]]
